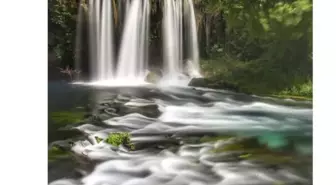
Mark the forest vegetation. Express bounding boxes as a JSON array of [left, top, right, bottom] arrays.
[[48, 0, 312, 99]]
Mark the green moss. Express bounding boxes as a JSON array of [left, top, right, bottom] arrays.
[[50, 111, 85, 125], [106, 132, 135, 150], [213, 137, 274, 154], [48, 146, 70, 162], [200, 135, 234, 143], [211, 137, 299, 166], [239, 153, 252, 159]]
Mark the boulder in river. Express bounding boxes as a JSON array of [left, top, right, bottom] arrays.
[[145, 69, 162, 84], [188, 77, 207, 87]]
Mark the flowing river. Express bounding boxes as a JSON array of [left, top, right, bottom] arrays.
[[48, 82, 312, 185]]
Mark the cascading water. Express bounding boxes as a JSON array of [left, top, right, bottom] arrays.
[[161, 0, 201, 85], [75, 0, 200, 86], [115, 0, 150, 80], [184, 0, 201, 77], [162, 0, 183, 78], [87, 0, 115, 81]]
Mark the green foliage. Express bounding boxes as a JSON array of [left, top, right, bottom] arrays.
[[50, 111, 85, 125], [47, 0, 312, 97], [48, 0, 78, 67], [200, 56, 312, 97], [195, 0, 312, 97], [279, 80, 312, 97], [106, 132, 135, 150]]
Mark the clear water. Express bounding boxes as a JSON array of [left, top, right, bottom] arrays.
[[48, 82, 312, 184]]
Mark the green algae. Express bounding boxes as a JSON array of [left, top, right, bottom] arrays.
[[48, 146, 71, 162], [50, 111, 85, 125]]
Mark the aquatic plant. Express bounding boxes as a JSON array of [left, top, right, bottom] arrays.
[[106, 132, 135, 150]]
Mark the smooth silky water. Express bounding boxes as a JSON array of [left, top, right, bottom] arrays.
[[53, 0, 312, 184], [48, 82, 312, 185]]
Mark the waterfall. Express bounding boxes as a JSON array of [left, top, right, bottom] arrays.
[[184, 0, 201, 77], [161, 0, 201, 85], [75, 0, 86, 80], [75, 0, 200, 86], [162, 0, 183, 78], [87, 0, 115, 81], [116, 0, 150, 80]]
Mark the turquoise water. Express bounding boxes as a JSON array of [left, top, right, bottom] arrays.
[[48, 82, 312, 184]]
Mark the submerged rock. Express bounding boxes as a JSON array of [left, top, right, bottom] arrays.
[[119, 104, 160, 118]]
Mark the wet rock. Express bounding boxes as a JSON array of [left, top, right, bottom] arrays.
[[97, 113, 113, 121], [118, 103, 160, 118], [145, 70, 162, 84], [188, 77, 241, 92], [188, 78, 207, 87], [116, 94, 132, 102]]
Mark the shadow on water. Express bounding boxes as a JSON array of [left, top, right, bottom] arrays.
[[48, 81, 312, 184]]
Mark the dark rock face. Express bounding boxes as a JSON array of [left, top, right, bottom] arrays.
[[188, 77, 241, 93], [188, 78, 207, 87], [48, 65, 71, 82]]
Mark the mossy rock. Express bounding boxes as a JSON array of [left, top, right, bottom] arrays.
[[199, 135, 234, 143], [145, 71, 162, 84], [50, 111, 85, 125], [48, 146, 71, 162], [212, 137, 302, 166], [96, 132, 135, 150]]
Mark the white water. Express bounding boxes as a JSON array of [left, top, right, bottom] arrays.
[[49, 86, 312, 185], [115, 0, 150, 81], [162, 0, 184, 79], [87, 0, 115, 81], [185, 0, 201, 77], [77, 0, 201, 86], [161, 0, 202, 86], [99, 0, 114, 80]]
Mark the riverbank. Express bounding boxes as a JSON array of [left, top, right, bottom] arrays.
[[194, 58, 312, 101]]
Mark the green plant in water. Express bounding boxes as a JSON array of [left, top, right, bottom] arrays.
[[50, 111, 85, 125], [106, 132, 135, 150]]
